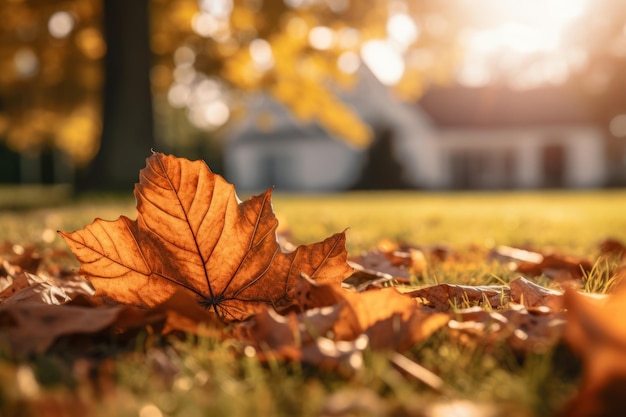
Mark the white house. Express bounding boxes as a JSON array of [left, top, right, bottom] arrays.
[[223, 68, 440, 191], [224, 74, 608, 191], [418, 85, 607, 189]]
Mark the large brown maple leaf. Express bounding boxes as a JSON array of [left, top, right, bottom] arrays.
[[59, 152, 352, 322]]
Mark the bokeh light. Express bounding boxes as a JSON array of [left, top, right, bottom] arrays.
[[48, 11, 75, 39]]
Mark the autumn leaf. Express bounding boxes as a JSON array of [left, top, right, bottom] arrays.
[[558, 286, 626, 417], [59, 152, 353, 322], [236, 305, 344, 363], [448, 305, 565, 355], [0, 301, 148, 354], [292, 277, 448, 351], [151, 290, 226, 338], [1, 266, 94, 305], [509, 276, 563, 311], [407, 283, 510, 312]]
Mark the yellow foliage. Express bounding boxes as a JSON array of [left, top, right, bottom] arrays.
[[76, 28, 106, 60], [55, 105, 101, 165], [0, 0, 104, 165]]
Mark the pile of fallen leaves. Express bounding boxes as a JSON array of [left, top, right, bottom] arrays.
[[2, 152, 626, 416]]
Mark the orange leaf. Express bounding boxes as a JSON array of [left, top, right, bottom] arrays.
[[296, 277, 448, 351], [509, 276, 563, 311], [0, 302, 138, 354], [558, 287, 626, 416], [59, 152, 352, 322], [407, 283, 510, 312], [334, 287, 449, 351]]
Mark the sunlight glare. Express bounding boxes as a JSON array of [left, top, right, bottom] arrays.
[[249, 38, 274, 70], [309, 26, 335, 50], [459, 0, 591, 88], [337, 51, 360, 74], [48, 11, 75, 39], [14, 48, 39, 78], [387, 13, 419, 50], [200, 0, 233, 18], [361, 40, 404, 85], [139, 403, 163, 417], [203, 100, 230, 127]]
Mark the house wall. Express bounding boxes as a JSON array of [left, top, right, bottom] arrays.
[[225, 137, 364, 192], [435, 126, 606, 189]]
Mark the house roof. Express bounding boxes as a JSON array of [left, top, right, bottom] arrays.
[[418, 84, 596, 128]]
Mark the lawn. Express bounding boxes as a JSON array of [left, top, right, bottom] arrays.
[[1, 189, 625, 417]]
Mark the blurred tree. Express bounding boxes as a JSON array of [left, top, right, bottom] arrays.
[[149, 0, 468, 148], [1, 0, 468, 188], [76, 0, 155, 190], [0, 0, 104, 169]]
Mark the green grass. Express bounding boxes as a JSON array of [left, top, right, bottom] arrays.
[[272, 190, 626, 255], [1, 190, 625, 416]]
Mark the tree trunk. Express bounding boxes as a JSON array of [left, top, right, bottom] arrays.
[[76, 0, 154, 191]]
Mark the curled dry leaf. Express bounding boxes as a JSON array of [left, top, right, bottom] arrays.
[[491, 245, 593, 282], [59, 152, 353, 322], [294, 277, 449, 351], [509, 276, 564, 311], [1, 269, 94, 305], [334, 288, 449, 351], [347, 238, 431, 284], [0, 302, 144, 354], [407, 283, 510, 312], [0, 244, 41, 274], [150, 290, 225, 338], [558, 286, 626, 417], [342, 265, 395, 292], [597, 237, 626, 259], [236, 304, 363, 371], [449, 305, 566, 355]]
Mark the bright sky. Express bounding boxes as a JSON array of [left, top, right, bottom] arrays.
[[362, 0, 592, 89], [457, 0, 591, 88]]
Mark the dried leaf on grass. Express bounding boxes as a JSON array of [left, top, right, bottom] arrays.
[[491, 245, 593, 282], [598, 237, 626, 259], [558, 285, 626, 417], [236, 283, 448, 371], [1, 249, 95, 305], [509, 276, 563, 311], [60, 152, 353, 322], [291, 276, 449, 350], [449, 305, 566, 355], [0, 302, 141, 354], [407, 283, 510, 312]]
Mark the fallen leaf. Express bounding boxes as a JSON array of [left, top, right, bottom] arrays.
[[489, 245, 544, 265], [331, 287, 449, 351], [0, 302, 146, 354], [509, 276, 563, 311], [2, 245, 41, 274], [517, 254, 592, 282], [236, 304, 363, 371], [491, 245, 593, 282], [598, 237, 626, 259], [449, 305, 565, 355], [151, 290, 225, 338], [0, 263, 32, 299], [342, 265, 396, 292], [558, 286, 626, 417], [501, 305, 566, 354], [347, 239, 427, 282], [60, 152, 352, 322], [407, 284, 510, 312], [292, 276, 449, 351]]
